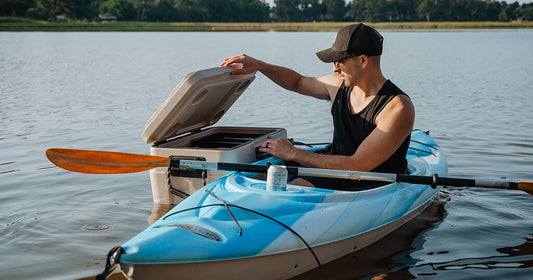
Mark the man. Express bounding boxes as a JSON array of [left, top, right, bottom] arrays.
[[220, 23, 414, 190]]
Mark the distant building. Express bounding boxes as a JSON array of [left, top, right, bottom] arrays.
[[56, 14, 67, 21], [100, 13, 118, 23], [517, 15, 530, 22]]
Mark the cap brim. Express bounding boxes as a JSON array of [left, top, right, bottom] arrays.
[[316, 48, 351, 63]]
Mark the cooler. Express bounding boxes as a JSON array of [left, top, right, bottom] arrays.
[[142, 66, 286, 204]]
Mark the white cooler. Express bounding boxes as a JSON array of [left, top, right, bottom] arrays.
[[142, 66, 286, 204]]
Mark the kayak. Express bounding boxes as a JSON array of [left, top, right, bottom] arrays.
[[112, 130, 447, 280]]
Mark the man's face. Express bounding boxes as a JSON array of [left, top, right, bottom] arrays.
[[334, 55, 364, 87]]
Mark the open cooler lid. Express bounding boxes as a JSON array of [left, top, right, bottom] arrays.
[[142, 66, 255, 144]]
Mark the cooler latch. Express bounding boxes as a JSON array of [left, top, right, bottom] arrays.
[[168, 156, 206, 178]]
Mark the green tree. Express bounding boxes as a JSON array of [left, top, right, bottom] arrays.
[[498, 8, 508, 21], [5, 0, 533, 23], [364, 0, 387, 22], [416, 0, 436, 21], [99, 0, 138, 20], [1, 0, 34, 16], [175, 0, 207, 21], [274, 0, 333, 22], [323, 0, 346, 21], [199, 0, 237, 21], [520, 5, 533, 19], [486, 0, 504, 21], [141, 0, 181, 22], [300, 0, 326, 21], [273, 0, 301, 21], [34, 0, 74, 20], [236, 0, 270, 22], [349, 0, 365, 21], [505, 1, 520, 20], [387, 0, 418, 21], [72, 0, 99, 20]]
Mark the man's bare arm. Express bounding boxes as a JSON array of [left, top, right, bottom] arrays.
[[221, 54, 340, 100]]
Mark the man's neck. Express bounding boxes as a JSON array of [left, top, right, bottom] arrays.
[[354, 74, 387, 98]]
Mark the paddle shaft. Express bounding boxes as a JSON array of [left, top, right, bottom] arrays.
[[174, 159, 531, 192]]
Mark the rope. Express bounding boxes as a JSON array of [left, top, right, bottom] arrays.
[[408, 146, 437, 157], [205, 189, 242, 236], [410, 139, 438, 150], [167, 165, 190, 199], [96, 246, 124, 280]]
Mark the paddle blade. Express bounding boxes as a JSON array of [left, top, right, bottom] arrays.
[[518, 182, 533, 195], [45, 148, 170, 174]]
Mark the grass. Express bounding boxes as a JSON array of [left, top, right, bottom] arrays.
[[2, 17, 533, 31]]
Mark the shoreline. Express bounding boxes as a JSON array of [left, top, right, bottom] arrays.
[[2, 18, 533, 31]]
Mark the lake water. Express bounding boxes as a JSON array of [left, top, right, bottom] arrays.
[[1, 30, 532, 280]]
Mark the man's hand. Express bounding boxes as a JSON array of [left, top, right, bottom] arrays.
[[259, 137, 298, 162], [220, 54, 263, 75]]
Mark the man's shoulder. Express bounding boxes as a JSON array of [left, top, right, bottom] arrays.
[[315, 73, 343, 100], [389, 94, 414, 112]]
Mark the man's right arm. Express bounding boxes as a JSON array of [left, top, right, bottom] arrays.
[[221, 54, 340, 100]]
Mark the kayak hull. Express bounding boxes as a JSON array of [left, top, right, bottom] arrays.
[[121, 191, 432, 280], [116, 130, 447, 280]]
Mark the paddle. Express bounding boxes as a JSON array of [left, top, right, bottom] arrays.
[[45, 148, 533, 195], [45, 148, 171, 174]]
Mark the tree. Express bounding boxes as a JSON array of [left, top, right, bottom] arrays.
[[175, 0, 208, 22], [498, 8, 508, 21], [72, 0, 99, 20], [416, 0, 436, 21], [300, 0, 326, 21], [323, 0, 346, 21], [273, 0, 301, 21], [99, 0, 137, 20], [1, 0, 34, 16], [236, 0, 270, 22], [34, 0, 74, 20], [140, 0, 181, 22], [521, 5, 533, 19], [386, 0, 418, 21], [5, 0, 533, 23]]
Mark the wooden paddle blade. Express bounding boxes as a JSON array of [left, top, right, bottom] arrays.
[[518, 182, 533, 195], [45, 148, 170, 174]]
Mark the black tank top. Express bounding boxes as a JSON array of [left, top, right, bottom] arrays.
[[330, 80, 410, 174]]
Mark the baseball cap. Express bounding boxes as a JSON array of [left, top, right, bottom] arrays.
[[316, 23, 383, 63]]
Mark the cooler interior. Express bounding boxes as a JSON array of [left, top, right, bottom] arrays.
[[190, 132, 268, 149], [155, 127, 285, 154]]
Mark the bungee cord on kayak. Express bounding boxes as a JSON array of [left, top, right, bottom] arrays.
[[205, 189, 243, 236]]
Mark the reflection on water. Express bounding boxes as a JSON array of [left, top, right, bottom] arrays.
[[148, 203, 178, 225], [410, 234, 533, 279]]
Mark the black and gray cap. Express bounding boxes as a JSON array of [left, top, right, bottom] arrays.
[[316, 23, 384, 63]]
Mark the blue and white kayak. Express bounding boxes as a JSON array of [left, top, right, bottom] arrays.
[[115, 130, 447, 280]]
